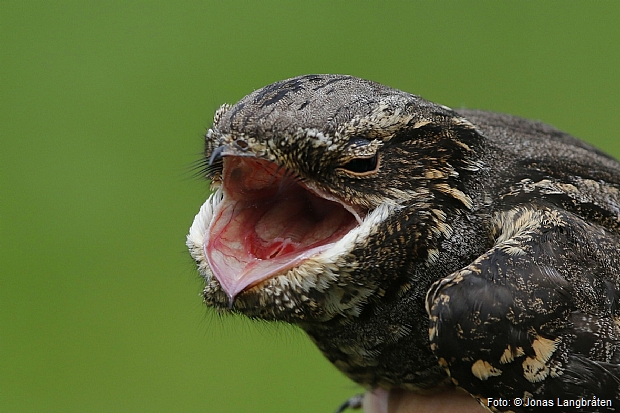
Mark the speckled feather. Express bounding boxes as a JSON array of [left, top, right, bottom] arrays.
[[188, 75, 620, 410]]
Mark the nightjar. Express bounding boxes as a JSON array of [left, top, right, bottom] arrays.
[[187, 75, 620, 412]]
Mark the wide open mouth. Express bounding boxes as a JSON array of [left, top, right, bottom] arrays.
[[205, 157, 359, 299]]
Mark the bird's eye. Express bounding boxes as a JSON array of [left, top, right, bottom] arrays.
[[338, 136, 381, 176], [340, 154, 380, 175], [348, 137, 372, 148]]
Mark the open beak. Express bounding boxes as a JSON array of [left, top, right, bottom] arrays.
[[204, 156, 359, 300]]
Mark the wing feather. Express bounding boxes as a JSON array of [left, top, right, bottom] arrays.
[[426, 206, 620, 412]]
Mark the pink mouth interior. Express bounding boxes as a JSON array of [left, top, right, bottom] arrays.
[[205, 157, 358, 299]]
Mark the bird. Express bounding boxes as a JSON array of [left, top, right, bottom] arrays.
[[187, 74, 620, 412]]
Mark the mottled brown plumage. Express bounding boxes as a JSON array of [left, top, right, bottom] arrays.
[[187, 74, 620, 411]]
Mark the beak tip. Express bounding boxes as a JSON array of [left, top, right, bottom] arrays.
[[209, 146, 225, 166]]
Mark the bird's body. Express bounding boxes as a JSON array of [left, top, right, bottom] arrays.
[[187, 75, 620, 411]]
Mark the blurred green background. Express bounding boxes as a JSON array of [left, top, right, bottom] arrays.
[[2, 1, 619, 412]]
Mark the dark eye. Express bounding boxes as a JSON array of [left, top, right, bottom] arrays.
[[348, 136, 371, 148], [340, 154, 380, 175], [338, 137, 381, 176]]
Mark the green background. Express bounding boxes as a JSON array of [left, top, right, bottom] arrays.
[[2, 2, 619, 412]]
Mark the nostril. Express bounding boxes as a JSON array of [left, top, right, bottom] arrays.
[[235, 139, 249, 150]]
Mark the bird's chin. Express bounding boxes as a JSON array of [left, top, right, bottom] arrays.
[[188, 156, 364, 311]]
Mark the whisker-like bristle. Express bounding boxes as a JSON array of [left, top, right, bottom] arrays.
[[188, 155, 223, 180]]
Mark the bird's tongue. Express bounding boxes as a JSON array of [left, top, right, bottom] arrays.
[[205, 157, 357, 299]]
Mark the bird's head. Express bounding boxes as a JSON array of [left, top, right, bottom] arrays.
[[188, 75, 482, 323]]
